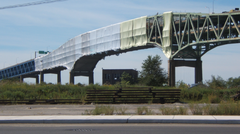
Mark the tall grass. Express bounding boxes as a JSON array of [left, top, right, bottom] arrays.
[[180, 86, 239, 103], [0, 81, 113, 101], [204, 102, 240, 115]]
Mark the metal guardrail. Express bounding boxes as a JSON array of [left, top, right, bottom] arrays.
[[86, 87, 181, 104]]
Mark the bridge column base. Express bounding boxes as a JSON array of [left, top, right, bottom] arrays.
[[168, 60, 176, 87], [20, 75, 23, 83], [36, 76, 39, 84], [57, 71, 61, 84], [195, 60, 202, 84], [20, 74, 39, 84], [40, 71, 44, 84], [168, 59, 203, 87], [69, 72, 75, 84], [89, 71, 94, 85]]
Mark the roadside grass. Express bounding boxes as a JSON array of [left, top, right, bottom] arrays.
[[189, 103, 204, 115], [84, 105, 115, 115], [84, 102, 240, 115], [116, 107, 128, 115], [160, 106, 188, 115], [136, 106, 154, 115], [180, 86, 239, 103], [203, 101, 240, 115]]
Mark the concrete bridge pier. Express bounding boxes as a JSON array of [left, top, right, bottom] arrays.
[[69, 70, 94, 85], [168, 59, 202, 87], [40, 70, 62, 84], [89, 71, 94, 84], [69, 72, 74, 84], [56, 71, 61, 84], [20, 75, 23, 83], [20, 74, 39, 84], [40, 71, 44, 84]]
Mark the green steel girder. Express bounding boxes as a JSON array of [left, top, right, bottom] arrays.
[[147, 12, 240, 60]]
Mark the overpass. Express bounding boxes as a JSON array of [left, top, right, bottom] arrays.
[[1, 10, 240, 86]]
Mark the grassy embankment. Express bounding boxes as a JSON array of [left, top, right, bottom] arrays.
[[0, 79, 239, 103], [1, 76, 240, 115]]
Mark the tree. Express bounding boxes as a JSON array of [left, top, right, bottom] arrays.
[[206, 75, 227, 89], [120, 71, 137, 85], [139, 55, 167, 86]]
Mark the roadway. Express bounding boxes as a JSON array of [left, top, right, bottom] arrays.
[[0, 124, 239, 134]]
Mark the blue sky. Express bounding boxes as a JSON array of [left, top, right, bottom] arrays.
[[0, 0, 240, 85]]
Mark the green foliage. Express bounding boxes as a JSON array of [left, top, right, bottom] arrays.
[[120, 71, 137, 85], [206, 75, 227, 89], [191, 102, 240, 115], [227, 76, 240, 88], [0, 80, 116, 101], [176, 80, 189, 89], [1, 75, 240, 104], [206, 102, 240, 115], [180, 75, 240, 103], [180, 86, 238, 103], [139, 55, 167, 86]]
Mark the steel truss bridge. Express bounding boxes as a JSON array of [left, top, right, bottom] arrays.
[[1, 10, 240, 86]]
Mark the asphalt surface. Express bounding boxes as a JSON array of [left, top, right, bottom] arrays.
[[0, 124, 240, 134]]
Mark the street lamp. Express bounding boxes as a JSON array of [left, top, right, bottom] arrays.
[[213, 0, 218, 13], [206, 6, 210, 14]]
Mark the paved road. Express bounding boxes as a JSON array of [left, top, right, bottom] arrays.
[[0, 124, 239, 134]]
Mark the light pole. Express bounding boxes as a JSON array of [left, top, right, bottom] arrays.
[[213, 0, 217, 13], [206, 6, 210, 14]]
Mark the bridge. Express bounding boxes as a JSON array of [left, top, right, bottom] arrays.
[[1, 10, 240, 86]]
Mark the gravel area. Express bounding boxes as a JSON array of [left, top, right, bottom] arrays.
[[0, 103, 219, 116]]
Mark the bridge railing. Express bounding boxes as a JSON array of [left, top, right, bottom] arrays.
[[0, 60, 35, 80]]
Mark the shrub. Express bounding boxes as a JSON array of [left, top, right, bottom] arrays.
[[206, 75, 227, 89]]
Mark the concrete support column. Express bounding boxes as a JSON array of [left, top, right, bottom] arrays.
[[57, 71, 61, 84], [20, 75, 23, 83], [36, 75, 39, 84], [168, 59, 203, 87], [40, 71, 44, 84], [69, 72, 74, 84], [89, 71, 94, 85], [168, 60, 176, 87], [195, 59, 202, 84]]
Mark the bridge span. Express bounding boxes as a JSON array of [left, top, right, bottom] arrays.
[[1, 10, 240, 86]]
